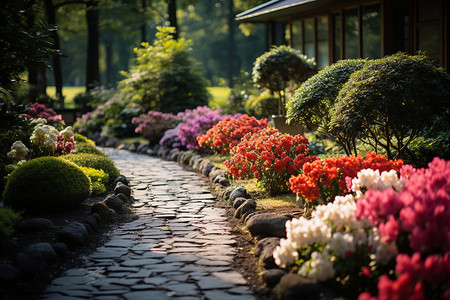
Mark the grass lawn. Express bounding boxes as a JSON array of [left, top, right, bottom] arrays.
[[47, 86, 84, 109], [207, 87, 230, 109]]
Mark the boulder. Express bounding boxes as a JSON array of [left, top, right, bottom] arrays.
[[229, 186, 249, 204], [105, 137, 117, 148], [277, 274, 322, 300], [52, 242, 68, 255], [15, 242, 56, 275], [233, 197, 247, 209], [91, 202, 114, 223], [262, 269, 286, 287], [255, 237, 280, 269], [117, 192, 130, 203], [246, 213, 289, 238], [0, 264, 20, 286], [209, 167, 225, 180], [84, 214, 101, 231], [16, 218, 54, 231], [114, 182, 131, 198], [113, 175, 129, 186], [199, 162, 215, 177], [137, 143, 149, 154], [234, 199, 257, 219], [104, 194, 125, 212], [57, 221, 89, 247], [214, 175, 230, 187]]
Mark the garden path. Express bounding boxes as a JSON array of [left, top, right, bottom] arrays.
[[41, 148, 255, 300]]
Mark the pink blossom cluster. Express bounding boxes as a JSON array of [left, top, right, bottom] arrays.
[[132, 111, 180, 142], [24, 102, 65, 126]]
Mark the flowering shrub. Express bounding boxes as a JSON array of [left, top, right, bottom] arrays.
[[24, 102, 65, 128], [7, 141, 29, 162], [357, 157, 450, 300], [197, 114, 267, 154], [176, 106, 224, 152], [289, 152, 404, 207], [225, 127, 316, 194], [132, 111, 180, 144], [273, 194, 398, 293], [159, 124, 182, 149]]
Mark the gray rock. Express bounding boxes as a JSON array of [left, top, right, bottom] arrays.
[[114, 182, 131, 198], [137, 143, 149, 154], [0, 264, 20, 286], [104, 195, 125, 212], [232, 197, 247, 209], [15, 242, 56, 274], [16, 218, 54, 231], [84, 214, 101, 231], [262, 269, 286, 287], [255, 237, 280, 269], [199, 162, 215, 177], [277, 273, 321, 300], [214, 175, 230, 187], [229, 186, 249, 204], [91, 202, 114, 223], [116, 143, 129, 151], [113, 175, 129, 186], [52, 242, 68, 255], [209, 167, 225, 180], [246, 213, 289, 238], [117, 192, 130, 203], [105, 137, 117, 148], [57, 221, 89, 247], [188, 155, 201, 167], [234, 199, 257, 219], [242, 209, 255, 221]]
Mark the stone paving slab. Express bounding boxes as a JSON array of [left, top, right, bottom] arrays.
[[41, 148, 255, 300]]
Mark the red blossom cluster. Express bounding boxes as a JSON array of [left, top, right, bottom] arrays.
[[197, 114, 268, 155], [55, 135, 75, 156], [224, 127, 316, 194], [357, 157, 450, 300], [24, 102, 65, 126], [289, 152, 404, 204]]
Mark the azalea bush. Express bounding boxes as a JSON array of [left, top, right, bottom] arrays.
[[24, 102, 65, 129], [132, 111, 180, 145], [197, 114, 267, 155], [176, 106, 224, 152], [357, 157, 450, 300], [225, 127, 317, 194], [289, 152, 404, 208]]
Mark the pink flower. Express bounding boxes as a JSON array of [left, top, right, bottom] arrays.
[[378, 216, 399, 243]]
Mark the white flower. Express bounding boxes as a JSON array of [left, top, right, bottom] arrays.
[[30, 118, 47, 126], [299, 250, 335, 281], [375, 242, 398, 265], [328, 232, 355, 258], [59, 126, 74, 139], [351, 168, 403, 199], [8, 141, 29, 160], [273, 238, 299, 268]]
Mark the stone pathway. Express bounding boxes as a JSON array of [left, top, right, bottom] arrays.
[[41, 148, 255, 300]]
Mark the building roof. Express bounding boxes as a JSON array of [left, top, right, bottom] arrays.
[[236, 0, 317, 22]]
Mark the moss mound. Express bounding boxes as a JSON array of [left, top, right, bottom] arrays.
[[74, 133, 96, 146], [75, 142, 105, 156], [63, 153, 119, 182], [2, 157, 91, 212]]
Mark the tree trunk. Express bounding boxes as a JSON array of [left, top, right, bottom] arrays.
[[43, 0, 64, 105], [168, 0, 178, 40], [227, 0, 234, 88], [141, 0, 147, 42], [28, 65, 47, 103], [86, 0, 100, 91], [105, 40, 115, 89]]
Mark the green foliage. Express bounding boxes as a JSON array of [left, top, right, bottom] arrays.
[[75, 142, 105, 156], [120, 26, 210, 114], [287, 59, 368, 155], [2, 157, 91, 212], [245, 92, 278, 119], [74, 133, 96, 147], [63, 153, 119, 182], [330, 52, 450, 161], [81, 167, 109, 195], [252, 45, 317, 115], [0, 0, 60, 92], [0, 207, 21, 242]]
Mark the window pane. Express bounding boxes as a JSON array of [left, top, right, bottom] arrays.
[[362, 4, 381, 58], [334, 13, 341, 61], [305, 42, 315, 60], [317, 17, 328, 40], [393, 4, 410, 52], [304, 19, 314, 42], [418, 26, 440, 55], [292, 22, 302, 51], [418, 0, 439, 22], [318, 41, 329, 67], [344, 8, 358, 59]]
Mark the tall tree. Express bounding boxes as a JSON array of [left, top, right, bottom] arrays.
[[167, 0, 178, 39], [227, 0, 234, 87], [86, 0, 100, 91]]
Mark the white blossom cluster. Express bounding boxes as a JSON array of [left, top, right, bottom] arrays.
[[273, 194, 398, 281], [351, 168, 403, 199], [30, 124, 59, 152], [7, 141, 29, 161]]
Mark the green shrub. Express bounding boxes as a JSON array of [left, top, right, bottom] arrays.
[[245, 92, 278, 119], [63, 153, 119, 182], [0, 207, 21, 241], [81, 167, 109, 195], [2, 157, 91, 212], [252, 45, 317, 115], [74, 133, 96, 146], [330, 52, 450, 161], [286, 59, 368, 155], [75, 142, 105, 156]]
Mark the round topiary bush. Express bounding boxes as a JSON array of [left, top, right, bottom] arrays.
[[63, 153, 119, 182], [2, 157, 91, 212], [75, 142, 105, 156], [74, 133, 96, 146]]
